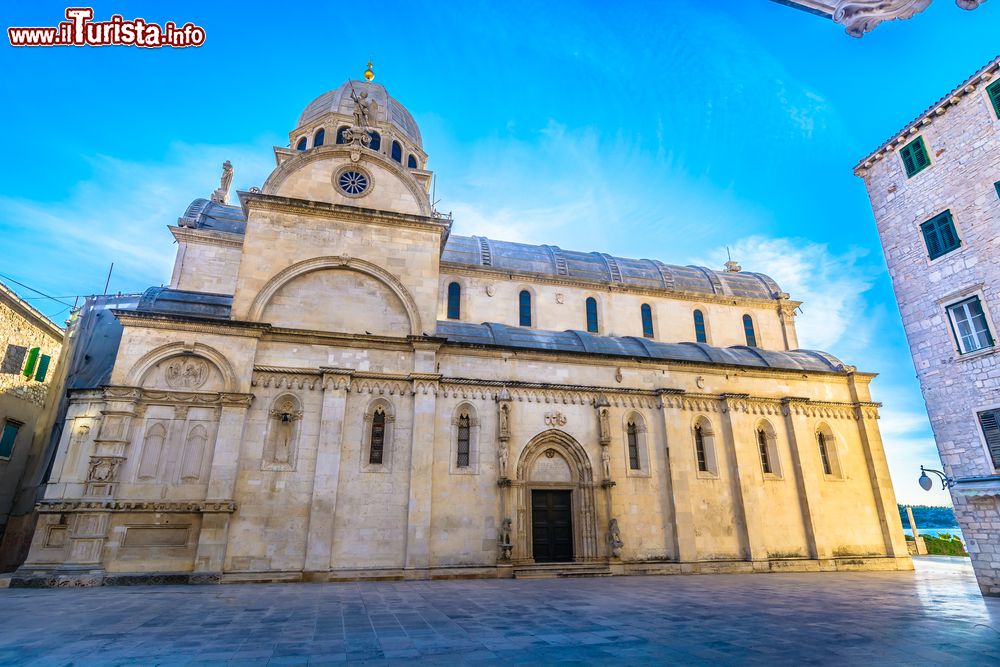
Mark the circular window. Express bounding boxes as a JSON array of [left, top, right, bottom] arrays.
[[338, 170, 369, 195]]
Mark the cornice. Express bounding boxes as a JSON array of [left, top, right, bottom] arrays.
[[440, 262, 795, 309], [170, 225, 244, 249], [436, 339, 859, 381], [114, 311, 268, 338], [855, 55, 1000, 174], [240, 191, 451, 235]]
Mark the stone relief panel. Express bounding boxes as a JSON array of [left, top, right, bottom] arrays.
[[139, 354, 225, 392]]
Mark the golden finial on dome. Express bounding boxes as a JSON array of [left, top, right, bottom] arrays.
[[363, 60, 374, 82]]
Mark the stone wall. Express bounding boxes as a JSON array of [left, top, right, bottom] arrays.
[[857, 58, 1000, 595]]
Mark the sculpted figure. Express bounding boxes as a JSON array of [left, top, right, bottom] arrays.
[[499, 518, 513, 560], [599, 407, 610, 443], [608, 518, 624, 558], [498, 443, 508, 478], [499, 403, 510, 439], [211, 160, 233, 204], [351, 88, 375, 128]]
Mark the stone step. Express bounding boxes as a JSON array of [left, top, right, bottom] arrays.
[[512, 563, 613, 579]]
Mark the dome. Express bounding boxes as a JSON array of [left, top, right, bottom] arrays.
[[297, 80, 422, 147]]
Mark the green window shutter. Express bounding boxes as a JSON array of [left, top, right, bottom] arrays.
[[921, 211, 960, 260], [34, 354, 51, 382], [901, 144, 916, 176], [0, 422, 19, 459], [921, 219, 943, 258], [938, 212, 960, 252], [994, 181, 1000, 200], [978, 410, 1000, 469], [901, 137, 930, 177], [987, 80, 1000, 119], [22, 347, 39, 378]]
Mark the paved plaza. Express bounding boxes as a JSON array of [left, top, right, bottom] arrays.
[[2, 557, 999, 666]]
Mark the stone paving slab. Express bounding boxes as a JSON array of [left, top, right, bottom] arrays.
[[1, 557, 998, 666]]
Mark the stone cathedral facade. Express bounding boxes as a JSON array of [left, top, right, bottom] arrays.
[[16, 75, 910, 585]]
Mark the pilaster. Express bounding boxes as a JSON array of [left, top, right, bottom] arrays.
[[657, 390, 698, 562], [303, 369, 352, 572]]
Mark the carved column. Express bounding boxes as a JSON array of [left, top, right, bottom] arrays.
[[496, 388, 514, 562], [193, 392, 253, 574], [404, 374, 440, 574], [719, 394, 768, 562], [657, 390, 698, 562], [303, 369, 352, 573], [781, 398, 824, 560]]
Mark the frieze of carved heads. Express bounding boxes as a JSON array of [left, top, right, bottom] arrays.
[[252, 372, 322, 390], [164, 356, 209, 389], [544, 411, 567, 427], [86, 456, 125, 483], [37, 499, 238, 513]]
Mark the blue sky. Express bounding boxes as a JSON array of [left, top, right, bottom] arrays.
[[2, 1, 997, 504]]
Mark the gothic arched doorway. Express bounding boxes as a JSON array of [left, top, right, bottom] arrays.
[[513, 429, 600, 563]]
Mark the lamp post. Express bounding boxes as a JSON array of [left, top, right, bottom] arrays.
[[918, 465, 956, 491]]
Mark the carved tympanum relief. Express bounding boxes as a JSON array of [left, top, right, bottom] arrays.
[[164, 356, 210, 389]]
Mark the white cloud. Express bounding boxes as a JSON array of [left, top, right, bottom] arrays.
[[692, 236, 877, 352]]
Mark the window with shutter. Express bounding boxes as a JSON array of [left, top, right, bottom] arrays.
[[0, 421, 20, 459], [900, 136, 930, 178], [920, 211, 960, 260], [987, 80, 1000, 119], [977, 410, 1000, 469], [995, 181, 1000, 200], [1, 345, 27, 374], [694, 425, 708, 472], [947, 296, 994, 354]]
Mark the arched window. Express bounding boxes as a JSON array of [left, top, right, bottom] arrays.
[[369, 409, 386, 464], [137, 422, 167, 481], [391, 140, 402, 162], [641, 304, 654, 338], [627, 421, 640, 470], [407, 154, 417, 169], [694, 310, 707, 343], [586, 297, 599, 333], [313, 128, 325, 147], [757, 428, 773, 475], [743, 314, 757, 347], [336, 125, 350, 144], [368, 131, 381, 151], [694, 424, 708, 472], [693, 417, 719, 476], [818, 432, 832, 476], [756, 428, 771, 474], [296, 137, 307, 151], [456, 414, 471, 468], [519, 290, 532, 327], [447, 282, 461, 320], [180, 424, 208, 482]]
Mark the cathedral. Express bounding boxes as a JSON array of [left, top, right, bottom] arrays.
[[15, 69, 910, 585]]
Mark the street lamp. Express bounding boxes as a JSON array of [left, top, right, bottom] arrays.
[[918, 465, 955, 491]]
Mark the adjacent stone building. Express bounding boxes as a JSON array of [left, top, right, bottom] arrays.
[[0, 281, 63, 569], [855, 56, 1000, 596], [14, 72, 910, 586]]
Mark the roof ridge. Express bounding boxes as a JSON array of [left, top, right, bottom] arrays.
[[855, 55, 1000, 173]]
